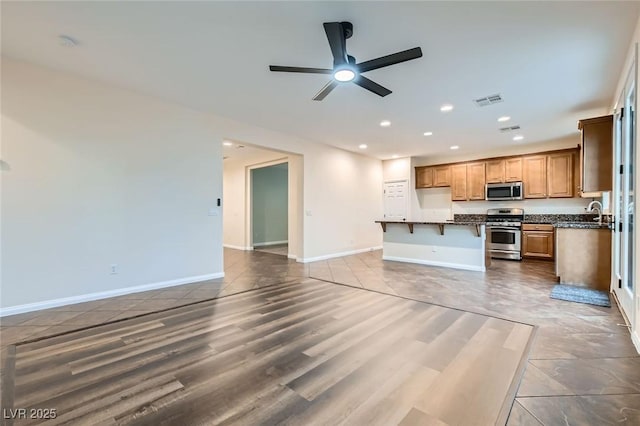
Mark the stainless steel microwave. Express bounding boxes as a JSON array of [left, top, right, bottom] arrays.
[[486, 182, 523, 201]]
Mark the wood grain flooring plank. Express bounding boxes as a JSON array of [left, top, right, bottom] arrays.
[[283, 338, 436, 426], [286, 303, 433, 401], [8, 278, 535, 426], [415, 318, 529, 425], [0, 345, 16, 426], [16, 344, 215, 421]]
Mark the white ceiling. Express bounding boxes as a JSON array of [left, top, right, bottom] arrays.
[[2, 1, 639, 159]]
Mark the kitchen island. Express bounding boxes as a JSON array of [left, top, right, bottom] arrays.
[[375, 220, 488, 271]]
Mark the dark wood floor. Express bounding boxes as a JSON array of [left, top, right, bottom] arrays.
[[2, 278, 532, 425], [2, 248, 639, 425]]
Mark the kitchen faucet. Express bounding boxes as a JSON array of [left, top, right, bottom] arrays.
[[586, 200, 603, 225]]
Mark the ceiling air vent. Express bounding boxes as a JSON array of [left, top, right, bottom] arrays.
[[473, 94, 503, 107], [499, 125, 521, 132]]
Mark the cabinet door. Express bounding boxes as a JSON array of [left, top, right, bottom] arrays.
[[505, 157, 523, 182], [415, 167, 433, 188], [485, 160, 505, 183], [523, 155, 547, 198], [522, 231, 554, 259], [466, 162, 486, 200], [450, 164, 467, 201], [547, 152, 573, 198], [579, 115, 613, 193], [433, 166, 451, 187]]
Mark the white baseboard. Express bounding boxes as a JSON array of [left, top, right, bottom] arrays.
[[0, 272, 225, 317], [298, 246, 382, 263], [632, 330, 640, 355], [253, 240, 288, 247], [287, 254, 297, 260], [382, 255, 485, 272], [223, 244, 253, 251]]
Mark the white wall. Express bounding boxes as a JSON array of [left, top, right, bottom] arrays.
[[1, 59, 224, 310], [2, 58, 384, 312]]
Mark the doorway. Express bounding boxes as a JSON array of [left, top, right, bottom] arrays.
[[613, 48, 636, 323], [251, 162, 289, 256]]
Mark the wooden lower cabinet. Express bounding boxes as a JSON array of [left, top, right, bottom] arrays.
[[556, 228, 611, 291], [522, 224, 554, 260]]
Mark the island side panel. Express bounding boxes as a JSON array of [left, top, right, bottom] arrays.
[[381, 224, 486, 271]]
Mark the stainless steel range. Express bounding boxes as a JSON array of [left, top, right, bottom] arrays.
[[487, 208, 524, 260]]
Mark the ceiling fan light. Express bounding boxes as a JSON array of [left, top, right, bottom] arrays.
[[334, 68, 356, 82]]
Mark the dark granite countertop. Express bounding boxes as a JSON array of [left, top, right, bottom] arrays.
[[452, 213, 613, 230], [554, 222, 613, 230], [375, 220, 484, 225]]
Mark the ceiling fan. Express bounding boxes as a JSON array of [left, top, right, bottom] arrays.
[[269, 21, 423, 101]]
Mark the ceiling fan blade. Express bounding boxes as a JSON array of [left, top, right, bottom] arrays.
[[353, 75, 392, 97], [313, 80, 339, 101], [356, 47, 423, 73], [323, 22, 348, 65], [269, 65, 333, 74]]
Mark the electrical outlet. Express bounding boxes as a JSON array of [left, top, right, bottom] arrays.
[[110, 264, 118, 274]]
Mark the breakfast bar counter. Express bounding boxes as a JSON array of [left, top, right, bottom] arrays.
[[375, 220, 488, 272]]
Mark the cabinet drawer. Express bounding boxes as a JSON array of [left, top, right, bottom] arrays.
[[522, 224, 553, 231]]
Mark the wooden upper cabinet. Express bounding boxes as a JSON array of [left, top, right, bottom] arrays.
[[450, 164, 467, 201], [505, 157, 523, 182], [415, 167, 433, 188], [547, 152, 573, 198], [485, 160, 505, 183], [523, 155, 547, 198], [466, 162, 486, 200], [578, 115, 613, 195], [432, 165, 451, 187]]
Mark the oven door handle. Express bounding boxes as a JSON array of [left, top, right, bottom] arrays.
[[489, 227, 520, 231]]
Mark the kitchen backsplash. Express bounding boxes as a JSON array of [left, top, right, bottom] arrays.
[[413, 188, 609, 222]]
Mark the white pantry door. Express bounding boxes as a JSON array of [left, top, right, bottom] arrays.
[[383, 181, 408, 220]]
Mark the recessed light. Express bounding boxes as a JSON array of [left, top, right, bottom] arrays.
[[450, 145, 459, 150], [440, 104, 454, 112], [513, 135, 524, 141], [423, 132, 433, 136], [58, 35, 79, 47], [392, 154, 399, 159], [498, 116, 511, 122], [223, 141, 233, 146], [359, 144, 368, 149], [379, 120, 391, 127]]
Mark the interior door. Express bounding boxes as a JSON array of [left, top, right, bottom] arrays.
[[383, 181, 408, 220], [614, 51, 636, 321]]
